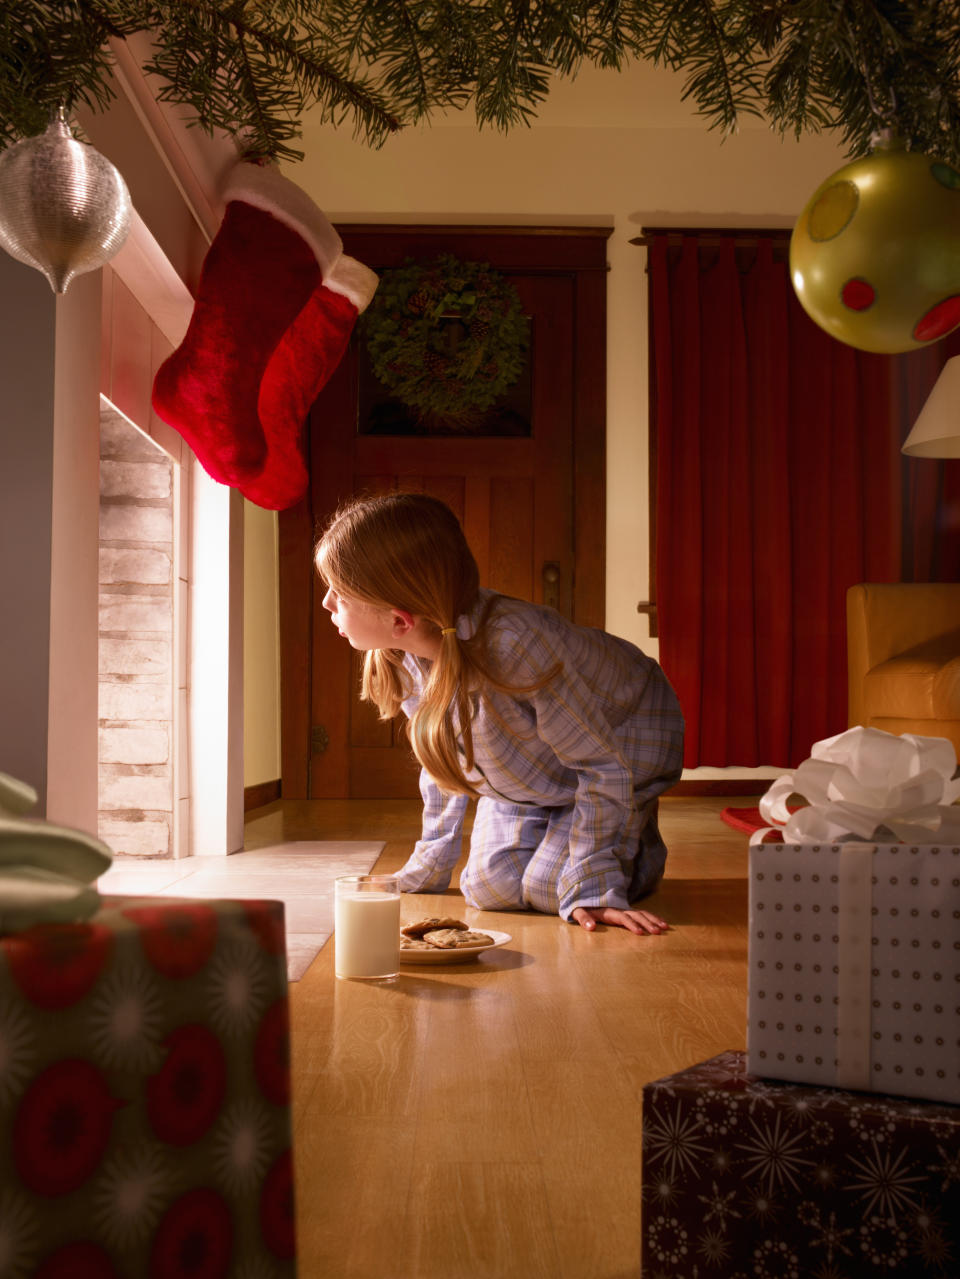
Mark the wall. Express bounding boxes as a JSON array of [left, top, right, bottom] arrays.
[[0, 253, 103, 828], [48, 273, 103, 830], [0, 255, 58, 808], [278, 61, 849, 778]]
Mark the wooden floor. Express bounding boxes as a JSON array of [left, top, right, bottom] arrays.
[[244, 794, 751, 1279]]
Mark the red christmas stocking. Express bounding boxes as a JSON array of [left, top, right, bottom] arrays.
[[239, 253, 378, 509], [152, 163, 345, 488]]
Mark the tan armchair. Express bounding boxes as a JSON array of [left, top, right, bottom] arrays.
[[846, 583, 960, 757]]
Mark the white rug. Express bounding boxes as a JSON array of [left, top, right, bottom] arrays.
[[97, 841, 385, 980]]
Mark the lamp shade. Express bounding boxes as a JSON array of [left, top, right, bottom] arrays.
[[902, 355, 960, 457]]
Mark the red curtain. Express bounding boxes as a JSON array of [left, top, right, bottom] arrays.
[[650, 231, 960, 769]]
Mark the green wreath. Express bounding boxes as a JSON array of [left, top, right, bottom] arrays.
[[361, 253, 529, 424]]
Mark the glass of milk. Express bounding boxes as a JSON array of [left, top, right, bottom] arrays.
[[334, 874, 401, 980]]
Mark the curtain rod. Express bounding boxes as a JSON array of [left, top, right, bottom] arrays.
[[631, 227, 793, 247]]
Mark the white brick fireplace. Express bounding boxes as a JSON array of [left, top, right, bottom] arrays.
[[97, 401, 183, 856]]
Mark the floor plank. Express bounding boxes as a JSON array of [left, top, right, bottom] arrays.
[[401, 1161, 563, 1279]]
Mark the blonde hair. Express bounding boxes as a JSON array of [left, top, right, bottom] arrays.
[[315, 492, 555, 795]]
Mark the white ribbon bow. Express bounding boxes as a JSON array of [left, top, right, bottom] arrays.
[[758, 726, 960, 844]]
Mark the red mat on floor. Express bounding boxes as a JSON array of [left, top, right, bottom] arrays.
[[720, 805, 800, 835], [719, 806, 768, 833]]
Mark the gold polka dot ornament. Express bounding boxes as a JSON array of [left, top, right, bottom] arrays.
[[789, 137, 960, 354]]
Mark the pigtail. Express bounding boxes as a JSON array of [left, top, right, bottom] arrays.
[[360, 648, 408, 720], [406, 627, 479, 795]]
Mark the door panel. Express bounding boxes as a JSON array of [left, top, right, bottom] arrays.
[[279, 226, 609, 799]]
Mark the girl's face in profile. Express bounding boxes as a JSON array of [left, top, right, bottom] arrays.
[[321, 585, 397, 651]]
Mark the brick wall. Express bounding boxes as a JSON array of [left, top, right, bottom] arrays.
[[98, 405, 175, 856]]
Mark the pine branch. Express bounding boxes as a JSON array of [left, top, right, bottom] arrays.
[[374, 2, 447, 121], [630, 0, 767, 132], [145, 0, 402, 159], [472, 0, 552, 129], [0, 1, 138, 143], [2, 0, 960, 166], [579, 0, 637, 69], [321, 0, 477, 120], [759, 0, 960, 161]]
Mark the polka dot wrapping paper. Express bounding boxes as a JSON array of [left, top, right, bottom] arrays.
[[641, 1051, 960, 1279], [747, 841, 960, 1105], [0, 895, 296, 1277]]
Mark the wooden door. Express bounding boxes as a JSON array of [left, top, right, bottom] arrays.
[[280, 226, 610, 799]]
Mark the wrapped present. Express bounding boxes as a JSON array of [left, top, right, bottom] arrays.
[[747, 727, 960, 1104], [748, 838, 959, 1103], [642, 1051, 960, 1279], [0, 894, 296, 1277]]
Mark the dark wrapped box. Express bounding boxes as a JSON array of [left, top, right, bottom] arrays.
[[642, 1051, 959, 1279]]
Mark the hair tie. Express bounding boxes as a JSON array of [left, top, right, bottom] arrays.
[[441, 626, 457, 636]]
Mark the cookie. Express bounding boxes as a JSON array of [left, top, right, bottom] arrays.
[[422, 928, 495, 949], [400, 936, 436, 950], [400, 916, 467, 938]]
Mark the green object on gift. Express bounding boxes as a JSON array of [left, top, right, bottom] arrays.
[[0, 770, 112, 931]]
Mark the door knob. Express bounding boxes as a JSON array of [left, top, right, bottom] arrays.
[[542, 561, 561, 610]]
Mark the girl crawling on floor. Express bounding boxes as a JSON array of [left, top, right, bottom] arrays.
[[315, 492, 684, 934]]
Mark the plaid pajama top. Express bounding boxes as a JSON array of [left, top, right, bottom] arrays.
[[395, 591, 684, 920]]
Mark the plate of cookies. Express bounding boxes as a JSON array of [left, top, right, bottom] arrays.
[[399, 916, 511, 964]]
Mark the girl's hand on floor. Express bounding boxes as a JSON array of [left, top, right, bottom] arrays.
[[571, 906, 669, 935]]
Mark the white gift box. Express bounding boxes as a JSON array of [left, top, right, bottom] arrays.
[[746, 726, 960, 1105], [747, 839, 960, 1104]]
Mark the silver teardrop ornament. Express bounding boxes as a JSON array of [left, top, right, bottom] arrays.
[[0, 108, 132, 293]]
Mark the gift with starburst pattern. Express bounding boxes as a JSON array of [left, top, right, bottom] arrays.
[[642, 1051, 960, 1279]]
